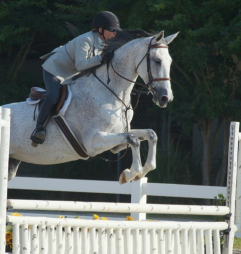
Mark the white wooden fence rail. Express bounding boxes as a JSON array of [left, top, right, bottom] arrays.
[[8, 176, 227, 199], [8, 176, 227, 220]]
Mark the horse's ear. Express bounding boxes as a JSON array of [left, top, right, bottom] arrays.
[[165, 32, 180, 45], [155, 31, 164, 43]]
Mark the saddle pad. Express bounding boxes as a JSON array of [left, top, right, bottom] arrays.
[[26, 86, 72, 117]]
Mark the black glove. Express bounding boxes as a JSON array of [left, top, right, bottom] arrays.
[[101, 50, 114, 63]]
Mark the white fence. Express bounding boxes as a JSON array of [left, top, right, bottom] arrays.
[[0, 108, 11, 254], [7, 176, 227, 220], [0, 106, 240, 254]]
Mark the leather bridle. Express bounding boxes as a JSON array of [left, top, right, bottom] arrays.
[[111, 36, 171, 94], [136, 37, 171, 93]]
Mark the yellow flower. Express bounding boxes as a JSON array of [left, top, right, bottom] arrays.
[[6, 232, 12, 240], [6, 231, 13, 248], [74, 216, 81, 219], [11, 213, 22, 216], [58, 215, 65, 218], [101, 217, 109, 221], [93, 214, 99, 220], [125, 216, 134, 221]]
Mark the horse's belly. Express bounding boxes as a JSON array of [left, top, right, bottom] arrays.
[[6, 102, 82, 164]]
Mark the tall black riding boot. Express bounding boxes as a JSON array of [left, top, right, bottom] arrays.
[[30, 98, 55, 144]]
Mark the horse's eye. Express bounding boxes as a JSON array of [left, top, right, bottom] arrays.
[[155, 59, 162, 65]]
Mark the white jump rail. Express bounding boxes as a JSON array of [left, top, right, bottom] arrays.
[[0, 106, 240, 254], [7, 176, 227, 220], [7, 199, 230, 216]]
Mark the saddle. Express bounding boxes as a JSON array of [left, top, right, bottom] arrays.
[[28, 86, 88, 158], [29, 86, 68, 116]]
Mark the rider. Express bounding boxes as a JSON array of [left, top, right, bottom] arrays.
[[30, 11, 121, 145]]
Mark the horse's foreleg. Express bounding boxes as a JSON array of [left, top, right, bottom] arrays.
[[128, 129, 158, 181], [110, 144, 128, 154], [90, 132, 142, 184]]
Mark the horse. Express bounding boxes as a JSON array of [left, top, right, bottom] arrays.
[[3, 30, 179, 184]]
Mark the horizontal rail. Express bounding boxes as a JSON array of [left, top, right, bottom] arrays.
[[7, 199, 230, 216], [145, 183, 227, 199], [8, 177, 132, 195], [7, 216, 229, 230], [8, 177, 227, 199]]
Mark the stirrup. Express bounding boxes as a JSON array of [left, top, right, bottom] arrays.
[[30, 126, 46, 145]]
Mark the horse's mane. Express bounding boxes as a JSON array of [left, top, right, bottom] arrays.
[[73, 29, 151, 79], [103, 29, 151, 54]]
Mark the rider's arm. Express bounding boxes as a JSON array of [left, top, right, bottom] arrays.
[[75, 35, 102, 72]]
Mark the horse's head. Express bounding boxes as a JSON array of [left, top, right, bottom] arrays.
[[135, 31, 179, 108]]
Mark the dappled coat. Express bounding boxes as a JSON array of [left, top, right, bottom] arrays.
[[40, 31, 103, 84]]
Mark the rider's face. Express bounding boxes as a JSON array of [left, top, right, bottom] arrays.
[[98, 28, 117, 40], [104, 29, 117, 40]]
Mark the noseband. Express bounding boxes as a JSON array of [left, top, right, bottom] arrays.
[[110, 36, 171, 94]]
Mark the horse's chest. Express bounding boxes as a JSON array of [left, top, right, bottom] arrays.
[[71, 88, 133, 133]]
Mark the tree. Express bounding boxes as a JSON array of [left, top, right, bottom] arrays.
[[0, 0, 130, 91], [127, 0, 241, 185]]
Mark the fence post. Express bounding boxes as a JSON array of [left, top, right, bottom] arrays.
[[130, 177, 147, 220], [0, 108, 11, 254], [235, 131, 241, 233], [223, 122, 239, 254]]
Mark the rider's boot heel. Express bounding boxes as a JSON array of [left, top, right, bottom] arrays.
[[30, 126, 46, 145]]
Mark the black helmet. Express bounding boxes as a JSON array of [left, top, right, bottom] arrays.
[[93, 11, 121, 30]]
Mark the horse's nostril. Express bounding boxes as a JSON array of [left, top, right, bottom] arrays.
[[161, 96, 168, 103]]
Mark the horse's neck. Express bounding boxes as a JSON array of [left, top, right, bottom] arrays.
[[96, 44, 139, 103]]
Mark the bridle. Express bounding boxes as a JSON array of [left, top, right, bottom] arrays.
[[136, 37, 171, 93], [110, 36, 171, 94]]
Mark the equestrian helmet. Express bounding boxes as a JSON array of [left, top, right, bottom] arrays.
[[93, 11, 121, 30]]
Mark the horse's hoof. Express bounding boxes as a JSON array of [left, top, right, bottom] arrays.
[[119, 171, 128, 185], [133, 175, 141, 181]]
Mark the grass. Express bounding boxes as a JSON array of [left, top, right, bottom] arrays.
[[234, 237, 241, 250]]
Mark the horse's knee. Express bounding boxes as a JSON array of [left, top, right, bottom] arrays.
[[127, 134, 140, 148], [8, 158, 21, 181], [147, 129, 158, 143]]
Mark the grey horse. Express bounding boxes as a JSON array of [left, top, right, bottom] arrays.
[[3, 30, 179, 184]]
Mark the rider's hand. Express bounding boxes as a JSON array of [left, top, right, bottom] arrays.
[[101, 50, 114, 63]]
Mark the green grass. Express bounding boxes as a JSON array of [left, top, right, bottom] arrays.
[[234, 237, 241, 250]]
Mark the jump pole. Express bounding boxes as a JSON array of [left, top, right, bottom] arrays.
[[0, 107, 11, 254]]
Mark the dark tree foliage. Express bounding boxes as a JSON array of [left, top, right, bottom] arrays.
[[1, 0, 241, 190], [128, 0, 241, 185]]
